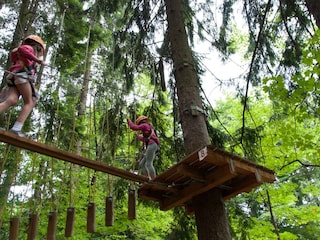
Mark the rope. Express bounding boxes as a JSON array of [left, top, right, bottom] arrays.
[[67, 100, 77, 207], [87, 102, 97, 202], [105, 99, 113, 196], [0, 143, 11, 178], [106, 32, 119, 196], [128, 100, 137, 189], [8, 148, 21, 217], [44, 5, 66, 213]]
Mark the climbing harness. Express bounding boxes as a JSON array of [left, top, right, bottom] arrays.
[[143, 125, 159, 147], [4, 61, 39, 100]]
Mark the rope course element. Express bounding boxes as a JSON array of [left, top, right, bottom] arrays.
[[0, 131, 275, 225]]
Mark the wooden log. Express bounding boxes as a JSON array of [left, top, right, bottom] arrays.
[[65, 207, 75, 237], [105, 196, 114, 226], [128, 189, 136, 220], [27, 213, 39, 240], [46, 211, 58, 240], [9, 216, 20, 240], [86, 202, 96, 233]]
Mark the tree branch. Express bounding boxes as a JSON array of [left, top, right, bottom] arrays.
[[241, 0, 272, 144], [280, 159, 320, 170]]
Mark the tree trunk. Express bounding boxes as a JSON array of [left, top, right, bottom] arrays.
[[192, 189, 231, 239], [0, 0, 41, 228], [164, 0, 210, 153], [164, 0, 232, 239], [305, 0, 320, 28], [2, 0, 40, 85]]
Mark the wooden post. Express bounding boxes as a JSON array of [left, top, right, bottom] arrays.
[[128, 189, 136, 220], [9, 216, 20, 240], [47, 211, 58, 240], [105, 196, 114, 226], [65, 207, 75, 237], [86, 202, 96, 233], [27, 213, 39, 240]]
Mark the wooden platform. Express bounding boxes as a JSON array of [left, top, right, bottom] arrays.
[[138, 145, 275, 211]]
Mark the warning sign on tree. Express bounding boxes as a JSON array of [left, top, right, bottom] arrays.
[[198, 146, 208, 161]]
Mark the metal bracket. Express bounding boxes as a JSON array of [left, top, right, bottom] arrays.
[[255, 169, 262, 182], [228, 158, 236, 173], [183, 105, 206, 116]]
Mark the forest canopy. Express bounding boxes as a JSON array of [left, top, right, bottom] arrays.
[[0, 0, 319, 239]]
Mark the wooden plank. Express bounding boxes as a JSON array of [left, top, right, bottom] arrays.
[[139, 182, 179, 193], [137, 191, 162, 201], [159, 164, 237, 211], [0, 130, 148, 183], [176, 164, 206, 182], [223, 175, 261, 200], [205, 148, 229, 165], [210, 147, 275, 174], [232, 160, 275, 182], [223, 173, 262, 200]]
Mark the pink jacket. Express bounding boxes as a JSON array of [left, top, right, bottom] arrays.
[[127, 119, 160, 145], [9, 45, 39, 75]]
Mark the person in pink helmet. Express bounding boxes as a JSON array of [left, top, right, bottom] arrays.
[[0, 35, 46, 137], [127, 115, 160, 180]]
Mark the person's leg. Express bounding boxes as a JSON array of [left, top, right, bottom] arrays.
[[12, 81, 36, 131], [139, 156, 148, 176], [144, 143, 158, 180], [0, 87, 19, 115]]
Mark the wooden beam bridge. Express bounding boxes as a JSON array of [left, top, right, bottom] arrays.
[[0, 130, 276, 213], [0, 129, 148, 183]]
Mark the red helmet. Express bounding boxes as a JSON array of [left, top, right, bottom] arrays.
[[23, 35, 46, 52], [135, 115, 149, 125]]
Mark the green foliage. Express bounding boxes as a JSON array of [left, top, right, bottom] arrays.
[[247, 218, 277, 239], [1, 0, 320, 239], [166, 207, 197, 240], [208, 88, 320, 239]]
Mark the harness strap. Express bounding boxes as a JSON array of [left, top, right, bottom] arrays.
[[7, 79, 37, 98], [8, 52, 37, 97], [17, 58, 35, 75], [6, 69, 37, 98], [143, 127, 159, 147]]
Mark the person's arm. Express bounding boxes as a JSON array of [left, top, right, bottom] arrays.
[[135, 134, 144, 142], [17, 45, 45, 65], [127, 119, 144, 131], [127, 119, 150, 142]]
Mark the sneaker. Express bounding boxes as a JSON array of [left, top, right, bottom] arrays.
[[9, 129, 26, 137]]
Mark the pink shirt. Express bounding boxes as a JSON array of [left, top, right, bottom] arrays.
[[9, 45, 38, 75], [127, 119, 160, 145]]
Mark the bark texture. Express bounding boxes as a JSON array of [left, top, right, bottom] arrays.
[[164, 0, 231, 239], [164, 0, 210, 154], [305, 0, 320, 28], [193, 189, 232, 240]]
